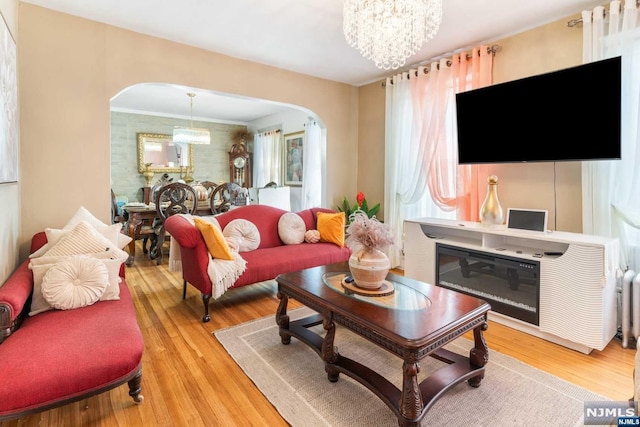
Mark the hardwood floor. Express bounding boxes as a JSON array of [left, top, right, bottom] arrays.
[[2, 243, 635, 426]]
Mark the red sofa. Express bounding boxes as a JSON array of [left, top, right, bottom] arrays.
[[0, 232, 144, 421], [165, 205, 352, 322]]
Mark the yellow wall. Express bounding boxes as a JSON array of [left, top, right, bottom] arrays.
[[357, 13, 586, 233], [14, 3, 592, 266], [356, 81, 386, 219], [488, 16, 584, 233], [17, 4, 359, 259]]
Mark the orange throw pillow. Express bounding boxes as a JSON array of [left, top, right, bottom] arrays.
[[193, 217, 234, 260], [316, 212, 345, 248]]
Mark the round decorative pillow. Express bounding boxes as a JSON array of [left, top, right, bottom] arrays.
[[41, 255, 109, 310], [223, 219, 261, 252], [304, 229, 321, 243], [278, 212, 306, 245]]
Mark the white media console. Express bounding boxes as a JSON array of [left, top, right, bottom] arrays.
[[404, 217, 621, 354]]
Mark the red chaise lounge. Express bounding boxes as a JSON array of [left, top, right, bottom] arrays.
[[0, 232, 144, 421]]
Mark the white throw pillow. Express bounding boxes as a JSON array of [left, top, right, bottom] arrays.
[[223, 219, 260, 252], [29, 255, 122, 316], [41, 255, 109, 310], [41, 221, 129, 261], [29, 263, 56, 316], [29, 251, 125, 268], [64, 206, 132, 249], [29, 206, 133, 259], [63, 206, 113, 234], [98, 258, 123, 301], [278, 212, 306, 245]]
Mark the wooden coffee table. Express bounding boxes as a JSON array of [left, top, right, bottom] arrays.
[[275, 262, 491, 427]]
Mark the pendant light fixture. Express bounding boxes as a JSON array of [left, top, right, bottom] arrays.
[[173, 92, 211, 145]]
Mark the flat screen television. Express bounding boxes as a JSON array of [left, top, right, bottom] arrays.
[[455, 56, 621, 164]]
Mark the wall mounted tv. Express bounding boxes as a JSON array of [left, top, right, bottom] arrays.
[[455, 56, 621, 164]]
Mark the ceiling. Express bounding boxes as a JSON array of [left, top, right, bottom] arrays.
[[21, 0, 604, 123]]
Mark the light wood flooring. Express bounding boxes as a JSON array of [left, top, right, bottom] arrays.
[[2, 242, 635, 426]]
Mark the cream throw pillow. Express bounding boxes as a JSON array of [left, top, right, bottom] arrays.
[[30, 206, 133, 258], [98, 258, 123, 301], [41, 255, 109, 310], [29, 263, 57, 316], [223, 219, 260, 252], [29, 255, 123, 316], [278, 212, 306, 245], [63, 206, 132, 249], [41, 221, 129, 261], [304, 229, 320, 243]]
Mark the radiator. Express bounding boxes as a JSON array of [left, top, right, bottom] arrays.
[[621, 270, 640, 348]]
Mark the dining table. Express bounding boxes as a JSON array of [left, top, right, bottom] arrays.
[[122, 203, 158, 266], [122, 201, 214, 266]]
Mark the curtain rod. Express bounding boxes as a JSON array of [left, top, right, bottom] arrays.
[[382, 44, 501, 86], [566, 0, 639, 27], [257, 126, 281, 134]]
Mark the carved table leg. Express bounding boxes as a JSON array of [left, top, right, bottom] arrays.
[[321, 311, 340, 382], [276, 291, 291, 345], [399, 355, 423, 427], [468, 317, 489, 387], [125, 220, 140, 267]]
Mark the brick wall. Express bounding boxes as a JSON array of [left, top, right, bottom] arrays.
[[110, 111, 245, 203]]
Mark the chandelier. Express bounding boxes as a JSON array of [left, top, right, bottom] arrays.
[[173, 92, 211, 145], [343, 0, 443, 70]]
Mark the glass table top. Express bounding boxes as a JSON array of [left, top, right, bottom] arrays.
[[322, 272, 431, 311]]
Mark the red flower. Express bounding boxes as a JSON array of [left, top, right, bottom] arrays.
[[356, 191, 365, 208]]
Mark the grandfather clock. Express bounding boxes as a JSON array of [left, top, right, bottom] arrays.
[[229, 142, 252, 188]]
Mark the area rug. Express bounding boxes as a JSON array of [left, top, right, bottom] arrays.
[[214, 307, 608, 427]]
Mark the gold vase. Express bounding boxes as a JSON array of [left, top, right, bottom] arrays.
[[479, 175, 504, 225], [348, 248, 390, 289]]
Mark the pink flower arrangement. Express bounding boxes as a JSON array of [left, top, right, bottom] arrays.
[[345, 210, 394, 252]]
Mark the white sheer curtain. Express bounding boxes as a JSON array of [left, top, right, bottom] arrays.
[[384, 48, 493, 268], [385, 61, 460, 269], [582, 1, 640, 270], [301, 120, 322, 209], [252, 129, 281, 187]]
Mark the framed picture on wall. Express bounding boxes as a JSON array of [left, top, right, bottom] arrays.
[[284, 131, 304, 186], [0, 15, 18, 184]]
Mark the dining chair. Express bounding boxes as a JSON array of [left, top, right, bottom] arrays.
[[149, 182, 197, 265], [208, 182, 245, 214], [196, 181, 217, 214], [111, 189, 126, 224], [200, 180, 218, 193]]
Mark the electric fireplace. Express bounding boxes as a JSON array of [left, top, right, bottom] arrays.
[[436, 243, 540, 325]]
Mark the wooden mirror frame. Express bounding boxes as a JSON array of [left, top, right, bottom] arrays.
[[137, 132, 194, 174]]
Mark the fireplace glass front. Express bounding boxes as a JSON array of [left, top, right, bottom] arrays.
[[436, 243, 540, 325]]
